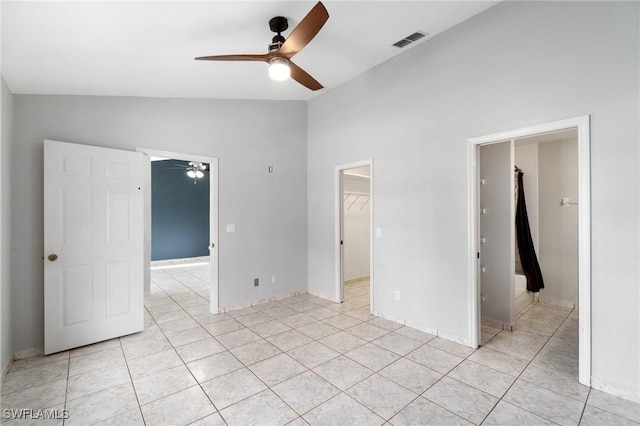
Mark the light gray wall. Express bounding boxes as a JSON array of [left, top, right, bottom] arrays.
[[307, 1, 639, 399], [539, 138, 578, 305], [12, 95, 307, 353], [343, 175, 370, 281], [1, 77, 14, 374]]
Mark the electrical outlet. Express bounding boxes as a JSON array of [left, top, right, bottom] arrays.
[[271, 275, 277, 284], [254, 278, 259, 287], [394, 290, 400, 301]]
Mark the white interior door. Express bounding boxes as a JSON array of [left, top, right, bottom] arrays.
[[44, 139, 145, 354], [479, 141, 515, 327]]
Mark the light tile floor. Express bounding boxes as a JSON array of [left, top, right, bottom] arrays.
[[2, 265, 639, 425]]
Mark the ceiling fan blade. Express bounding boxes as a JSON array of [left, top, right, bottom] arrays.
[[277, 2, 329, 58], [195, 54, 269, 62], [289, 61, 323, 91]]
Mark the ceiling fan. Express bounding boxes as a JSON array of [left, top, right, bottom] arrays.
[[195, 2, 329, 91]]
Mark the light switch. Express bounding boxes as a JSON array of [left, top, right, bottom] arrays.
[[227, 224, 236, 233], [376, 228, 382, 238]]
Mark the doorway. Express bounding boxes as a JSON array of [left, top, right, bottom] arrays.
[[137, 148, 219, 314], [468, 116, 591, 386], [335, 160, 373, 311]]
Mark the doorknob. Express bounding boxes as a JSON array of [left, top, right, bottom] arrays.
[[48, 254, 58, 262]]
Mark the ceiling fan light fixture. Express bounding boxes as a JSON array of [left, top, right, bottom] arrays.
[[268, 57, 291, 81], [186, 169, 196, 178]]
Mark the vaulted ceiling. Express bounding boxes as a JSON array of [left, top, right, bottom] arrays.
[[1, 1, 499, 101]]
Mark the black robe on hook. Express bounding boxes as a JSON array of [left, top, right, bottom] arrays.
[[516, 171, 544, 292]]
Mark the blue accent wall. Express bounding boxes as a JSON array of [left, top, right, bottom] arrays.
[[151, 160, 210, 261]]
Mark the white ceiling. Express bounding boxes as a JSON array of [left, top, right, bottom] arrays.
[[1, 1, 499, 101]]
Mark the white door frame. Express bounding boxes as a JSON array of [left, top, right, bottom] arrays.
[[335, 160, 374, 311], [467, 115, 591, 386], [136, 148, 220, 314]]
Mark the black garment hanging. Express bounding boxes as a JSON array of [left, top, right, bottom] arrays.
[[515, 170, 544, 292]]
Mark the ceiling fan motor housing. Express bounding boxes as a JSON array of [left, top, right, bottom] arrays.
[[269, 16, 288, 51]]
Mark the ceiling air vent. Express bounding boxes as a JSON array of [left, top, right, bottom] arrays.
[[392, 31, 428, 48]]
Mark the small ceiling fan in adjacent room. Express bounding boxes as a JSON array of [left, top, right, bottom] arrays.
[[195, 2, 329, 91]]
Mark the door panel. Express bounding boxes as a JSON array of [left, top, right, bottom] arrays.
[[44, 139, 144, 354], [479, 141, 514, 326]]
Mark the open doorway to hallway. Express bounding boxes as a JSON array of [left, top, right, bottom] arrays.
[[342, 166, 371, 310]]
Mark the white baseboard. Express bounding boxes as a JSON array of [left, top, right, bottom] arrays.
[[592, 377, 640, 404], [345, 276, 370, 286], [2, 358, 13, 382], [377, 310, 472, 347], [308, 289, 339, 303], [150, 256, 209, 268], [221, 290, 308, 313], [13, 347, 43, 360]]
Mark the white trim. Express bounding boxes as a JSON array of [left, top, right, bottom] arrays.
[[335, 160, 374, 312], [468, 116, 591, 387], [136, 147, 220, 315]]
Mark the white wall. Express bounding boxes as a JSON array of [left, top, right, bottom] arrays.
[[307, 1, 639, 401], [343, 175, 370, 281], [539, 138, 579, 305], [1, 77, 14, 375], [11, 95, 307, 354]]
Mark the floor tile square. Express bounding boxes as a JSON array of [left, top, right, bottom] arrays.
[[65, 382, 138, 426], [286, 341, 340, 369], [503, 380, 584, 426], [302, 393, 384, 426], [346, 373, 417, 420], [318, 331, 366, 354], [312, 355, 374, 391], [230, 339, 282, 366], [132, 364, 197, 405], [186, 351, 244, 383], [201, 367, 267, 410], [126, 348, 183, 380], [140, 385, 215, 425], [406, 345, 464, 374], [219, 389, 298, 426], [248, 320, 291, 338], [447, 360, 516, 398], [321, 314, 362, 330], [423, 377, 498, 424], [379, 358, 442, 394], [175, 337, 226, 363], [249, 353, 307, 387], [272, 371, 340, 415], [580, 404, 640, 426], [345, 323, 389, 341], [266, 330, 313, 352], [371, 332, 422, 356], [344, 343, 400, 372], [587, 389, 640, 423], [297, 322, 340, 340], [520, 362, 589, 402], [467, 347, 529, 377], [482, 400, 555, 425], [389, 396, 473, 426], [215, 328, 261, 350], [66, 363, 131, 401]]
